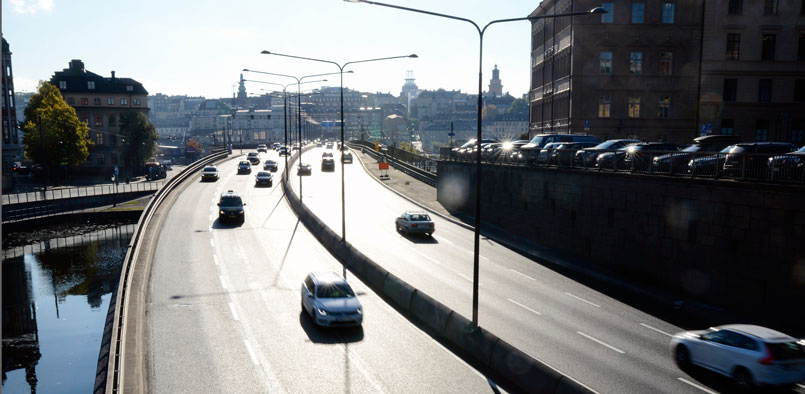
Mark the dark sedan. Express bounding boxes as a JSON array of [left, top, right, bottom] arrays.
[[768, 145, 805, 181]]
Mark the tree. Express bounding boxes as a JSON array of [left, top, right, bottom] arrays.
[[21, 82, 91, 170], [509, 98, 528, 116], [120, 111, 158, 174], [482, 104, 498, 121]]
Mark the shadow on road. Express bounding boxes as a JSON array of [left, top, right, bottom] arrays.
[[298, 311, 364, 344], [211, 218, 244, 229], [395, 229, 439, 244], [677, 364, 802, 394]]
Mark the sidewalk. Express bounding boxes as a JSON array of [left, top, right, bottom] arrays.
[[351, 148, 748, 332]]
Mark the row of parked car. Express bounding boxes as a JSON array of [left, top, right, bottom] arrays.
[[450, 134, 805, 182]]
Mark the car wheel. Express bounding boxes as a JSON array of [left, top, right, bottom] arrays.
[[673, 345, 691, 369], [268, 182, 273, 187], [732, 368, 754, 393]]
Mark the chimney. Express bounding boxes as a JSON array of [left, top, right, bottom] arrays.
[[69, 59, 85, 73], [111, 71, 116, 79]]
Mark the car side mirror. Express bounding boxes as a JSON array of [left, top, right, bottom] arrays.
[[217, 203, 220, 206], [242, 203, 247, 206]]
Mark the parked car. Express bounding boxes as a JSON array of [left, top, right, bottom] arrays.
[[768, 145, 805, 180], [622, 142, 681, 171], [247, 152, 260, 165], [596, 144, 635, 170], [452, 138, 496, 161], [722, 142, 796, 178], [521, 134, 599, 164], [254, 171, 273, 187], [394, 211, 435, 237], [263, 160, 278, 172], [301, 272, 363, 327], [237, 160, 252, 174], [498, 140, 530, 163], [550, 142, 598, 166], [298, 163, 312, 175], [217, 190, 246, 224], [670, 324, 805, 391], [688, 145, 737, 177], [257, 144, 268, 153], [537, 142, 566, 165], [481, 142, 503, 161], [575, 139, 640, 167], [201, 165, 219, 182], [144, 161, 167, 180], [653, 135, 741, 174]]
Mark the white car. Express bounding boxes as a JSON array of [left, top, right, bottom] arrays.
[[394, 211, 435, 237], [301, 272, 362, 327], [671, 324, 805, 390], [257, 144, 268, 153]]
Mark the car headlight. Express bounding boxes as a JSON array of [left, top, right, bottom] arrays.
[[219, 210, 225, 215], [238, 210, 244, 214], [688, 160, 695, 167], [356, 308, 362, 315], [316, 307, 327, 316]]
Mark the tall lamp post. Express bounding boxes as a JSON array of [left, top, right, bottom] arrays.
[[244, 70, 343, 202], [260, 50, 417, 250], [345, 0, 605, 328]]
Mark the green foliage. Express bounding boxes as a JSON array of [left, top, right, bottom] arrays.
[[21, 82, 91, 167], [509, 98, 528, 115], [120, 111, 158, 169]]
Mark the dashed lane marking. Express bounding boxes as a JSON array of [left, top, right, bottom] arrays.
[[228, 302, 239, 321], [640, 323, 673, 337], [509, 269, 536, 281], [577, 331, 625, 354], [243, 340, 259, 365], [219, 275, 226, 289], [507, 298, 542, 315], [213, 255, 219, 266], [565, 292, 601, 308], [210, 239, 215, 248]]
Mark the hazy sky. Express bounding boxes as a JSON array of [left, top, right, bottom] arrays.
[[4, 0, 540, 99]]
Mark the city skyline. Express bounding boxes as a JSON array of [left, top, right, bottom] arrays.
[[3, 0, 535, 98]]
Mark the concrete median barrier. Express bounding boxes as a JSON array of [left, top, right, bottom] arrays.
[[491, 339, 564, 394], [444, 312, 500, 368], [382, 274, 416, 312], [408, 290, 453, 336], [554, 376, 595, 394]]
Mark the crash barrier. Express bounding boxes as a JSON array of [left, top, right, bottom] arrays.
[[347, 142, 437, 187], [350, 140, 437, 173], [282, 151, 592, 394], [2, 189, 156, 223], [101, 148, 229, 394], [2, 180, 166, 205]]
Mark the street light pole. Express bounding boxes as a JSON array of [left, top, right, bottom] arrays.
[[260, 50, 417, 252], [345, 0, 605, 328]]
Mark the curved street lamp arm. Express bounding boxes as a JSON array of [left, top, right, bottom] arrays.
[[342, 54, 417, 70], [351, 0, 480, 34]]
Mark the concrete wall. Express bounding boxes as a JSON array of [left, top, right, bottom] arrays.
[[438, 162, 805, 328]]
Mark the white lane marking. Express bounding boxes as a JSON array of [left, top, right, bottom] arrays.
[[509, 269, 536, 281], [213, 255, 219, 266], [219, 275, 226, 289], [210, 239, 215, 248], [577, 331, 625, 354], [640, 323, 673, 337], [522, 350, 600, 394], [243, 340, 259, 365], [433, 235, 454, 245], [480, 255, 490, 261], [341, 345, 388, 394], [677, 377, 718, 394], [565, 292, 601, 308], [209, 214, 213, 221], [507, 298, 542, 315], [228, 302, 239, 321], [407, 245, 480, 286]]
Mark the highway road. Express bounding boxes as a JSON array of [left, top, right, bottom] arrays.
[[145, 151, 509, 393], [291, 146, 805, 394]]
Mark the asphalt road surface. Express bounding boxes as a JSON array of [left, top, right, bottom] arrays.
[[290, 146, 805, 394], [145, 150, 508, 393]]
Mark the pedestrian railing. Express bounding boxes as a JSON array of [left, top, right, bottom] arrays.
[[1, 180, 166, 205]]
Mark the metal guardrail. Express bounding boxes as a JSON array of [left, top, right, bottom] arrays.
[[350, 140, 438, 173], [348, 143, 437, 186], [2, 181, 165, 205], [105, 148, 228, 394]]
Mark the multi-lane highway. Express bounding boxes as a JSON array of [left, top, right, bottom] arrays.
[[291, 146, 805, 394], [144, 151, 509, 393]]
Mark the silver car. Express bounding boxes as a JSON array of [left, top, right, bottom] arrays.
[[395, 211, 435, 237], [671, 324, 805, 390], [301, 272, 363, 327]]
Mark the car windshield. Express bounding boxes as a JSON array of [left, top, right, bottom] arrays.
[[797, 146, 805, 153], [410, 214, 431, 221], [316, 282, 355, 298], [219, 196, 242, 207], [682, 145, 701, 152], [528, 136, 545, 145], [766, 342, 805, 360], [203, 167, 216, 172], [594, 140, 626, 149], [257, 172, 270, 177]]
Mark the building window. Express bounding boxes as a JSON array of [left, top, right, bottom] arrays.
[[133, 98, 140, 106], [762, 34, 776, 61], [108, 98, 115, 105], [755, 120, 769, 141], [764, 0, 778, 15], [632, 3, 645, 23], [728, 0, 742, 14], [67, 97, 75, 105], [600, 52, 612, 75], [95, 115, 103, 127], [80, 97, 89, 105], [758, 79, 772, 102], [723, 79, 738, 101], [798, 33, 805, 61], [88, 81, 95, 90], [658, 97, 671, 118], [59, 81, 67, 89], [96, 131, 104, 145], [630, 52, 643, 74], [660, 52, 673, 74], [121, 98, 128, 105], [662, 3, 675, 24], [93, 97, 101, 105], [721, 119, 735, 135], [97, 153, 105, 165], [726, 34, 740, 60], [628, 97, 641, 118], [126, 85, 133, 92], [598, 96, 611, 118], [795, 80, 805, 101], [601, 2, 614, 23]]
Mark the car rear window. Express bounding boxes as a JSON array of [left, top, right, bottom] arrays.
[[316, 283, 355, 298], [220, 196, 242, 207], [766, 342, 805, 360], [410, 214, 431, 221]]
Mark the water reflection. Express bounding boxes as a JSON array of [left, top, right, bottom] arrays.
[[2, 225, 134, 394]]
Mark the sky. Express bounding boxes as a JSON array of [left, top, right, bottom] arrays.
[[3, 0, 539, 99]]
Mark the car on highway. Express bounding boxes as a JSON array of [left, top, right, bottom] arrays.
[[254, 171, 273, 187], [342, 151, 353, 163], [263, 160, 278, 172], [321, 156, 335, 171], [671, 324, 805, 391], [237, 160, 252, 174], [301, 272, 363, 327], [257, 144, 268, 153], [395, 211, 435, 237], [279, 146, 289, 156], [322, 151, 333, 159], [326, 142, 333, 149], [247, 152, 260, 165], [298, 163, 312, 175], [201, 165, 219, 182], [217, 190, 246, 224]]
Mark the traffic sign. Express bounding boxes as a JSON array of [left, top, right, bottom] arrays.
[[584, 120, 591, 131], [374, 140, 380, 151], [448, 132, 455, 137], [700, 123, 712, 136], [114, 165, 119, 176]]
